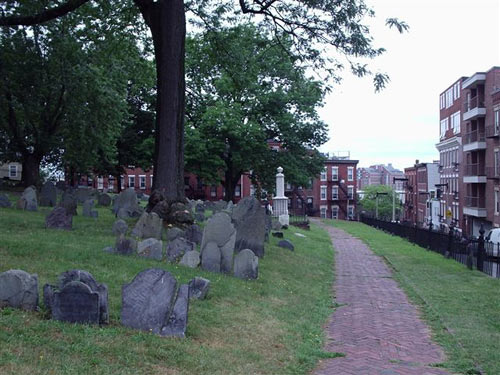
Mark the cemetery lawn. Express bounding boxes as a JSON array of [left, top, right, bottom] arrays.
[[328, 220, 500, 375], [0, 201, 337, 375]]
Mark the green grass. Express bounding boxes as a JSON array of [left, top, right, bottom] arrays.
[[327, 220, 500, 375], [0, 200, 336, 375]]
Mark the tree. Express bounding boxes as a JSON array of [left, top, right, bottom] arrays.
[[359, 184, 401, 220], [1, 0, 408, 199], [185, 24, 328, 201]]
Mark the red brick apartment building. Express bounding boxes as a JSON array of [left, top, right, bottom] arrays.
[[435, 66, 500, 236], [404, 161, 439, 226], [357, 164, 405, 191]]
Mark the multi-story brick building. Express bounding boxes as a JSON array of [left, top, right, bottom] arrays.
[[357, 164, 405, 191]]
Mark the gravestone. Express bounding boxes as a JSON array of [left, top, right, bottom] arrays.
[[166, 237, 195, 263], [169, 202, 194, 225], [278, 239, 294, 251], [200, 212, 236, 273], [231, 197, 266, 257], [137, 238, 163, 261], [0, 270, 39, 311], [112, 219, 128, 236], [82, 199, 98, 218], [195, 202, 205, 214], [98, 193, 112, 207], [195, 212, 205, 222], [146, 190, 164, 212], [213, 200, 227, 212], [272, 220, 282, 231], [75, 188, 91, 204], [121, 268, 177, 334], [179, 251, 200, 268], [233, 249, 259, 280], [55, 181, 67, 191], [40, 181, 57, 207], [272, 231, 284, 238], [20, 186, 38, 211], [160, 284, 189, 338], [0, 194, 12, 208], [112, 188, 143, 218], [185, 224, 202, 245], [131, 212, 162, 239], [188, 277, 210, 300], [200, 242, 221, 273], [46, 207, 73, 230], [166, 227, 185, 242], [60, 190, 78, 216], [115, 235, 137, 255]]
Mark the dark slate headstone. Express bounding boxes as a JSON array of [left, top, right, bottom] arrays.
[[151, 200, 170, 220], [52, 281, 100, 324], [195, 202, 206, 213], [46, 207, 72, 230], [233, 249, 259, 280], [21, 186, 38, 211], [98, 193, 112, 207], [200, 212, 236, 274], [231, 197, 266, 258], [195, 212, 205, 222], [75, 188, 91, 204], [137, 238, 163, 261], [40, 181, 57, 207], [121, 268, 177, 334], [179, 251, 200, 268], [115, 235, 137, 255], [83, 199, 98, 218], [112, 188, 143, 218], [131, 212, 162, 239], [112, 219, 128, 236], [201, 242, 221, 273], [166, 227, 185, 242], [146, 190, 165, 212], [161, 284, 189, 338], [188, 277, 210, 300], [169, 202, 194, 225], [60, 190, 77, 216], [272, 231, 284, 238], [166, 237, 194, 263], [185, 224, 202, 245], [0, 194, 12, 208], [0, 270, 39, 311], [278, 239, 294, 251]]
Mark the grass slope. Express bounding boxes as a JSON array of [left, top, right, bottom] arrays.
[[328, 220, 500, 375], [0, 200, 335, 375]]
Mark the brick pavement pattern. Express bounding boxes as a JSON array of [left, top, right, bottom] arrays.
[[313, 222, 453, 375]]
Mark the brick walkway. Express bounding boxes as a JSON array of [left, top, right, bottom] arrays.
[[313, 223, 454, 375]]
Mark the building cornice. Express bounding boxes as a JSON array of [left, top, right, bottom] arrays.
[[435, 136, 462, 151]]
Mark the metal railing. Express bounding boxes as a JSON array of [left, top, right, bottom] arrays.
[[465, 196, 486, 208], [463, 96, 485, 112], [463, 130, 485, 144], [464, 163, 486, 176]]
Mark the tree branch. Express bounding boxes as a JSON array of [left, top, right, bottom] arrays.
[[0, 0, 90, 26]]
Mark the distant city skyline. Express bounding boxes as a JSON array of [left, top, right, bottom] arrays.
[[318, 0, 500, 170]]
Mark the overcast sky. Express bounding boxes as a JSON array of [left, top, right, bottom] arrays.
[[318, 0, 500, 171]]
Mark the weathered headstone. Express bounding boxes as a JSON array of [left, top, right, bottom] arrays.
[[40, 181, 57, 207], [213, 200, 227, 212], [131, 212, 162, 239], [169, 202, 194, 225], [160, 284, 189, 338], [55, 181, 67, 191], [82, 199, 98, 218], [146, 190, 164, 212], [121, 268, 177, 334], [60, 190, 78, 216], [115, 235, 137, 255], [46, 207, 73, 230], [20, 186, 38, 211], [278, 239, 294, 251], [112, 219, 128, 236], [166, 237, 195, 263], [200, 242, 221, 273], [75, 188, 91, 204], [188, 277, 210, 300], [233, 249, 259, 280], [0, 270, 38, 311], [0, 194, 12, 208], [137, 238, 163, 261], [272, 231, 284, 238], [179, 251, 200, 268], [185, 224, 202, 245], [166, 227, 185, 242], [98, 193, 112, 207], [195, 212, 205, 222], [112, 188, 143, 218], [231, 197, 266, 257], [200, 212, 236, 273]]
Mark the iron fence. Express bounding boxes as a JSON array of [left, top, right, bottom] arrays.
[[360, 216, 500, 278]]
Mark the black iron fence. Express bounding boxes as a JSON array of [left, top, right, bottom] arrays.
[[360, 216, 500, 278]]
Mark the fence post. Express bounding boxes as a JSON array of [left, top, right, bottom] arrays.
[[446, 225, 454, 258], [427, 219, 433, 249], [477, 224, 485, 272]]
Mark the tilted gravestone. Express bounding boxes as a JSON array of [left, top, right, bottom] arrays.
[[121, 268, 189, 337], [188, 277, 210, 300], [137, 238, 163, 261], [18, 186, 38, 211], [46, 207, 73, 230], [0, 270, 39, 311], [112, 188, 143, 218], [115, 235, 137, 256], [166, 237, 194, 263], [43, 269, 108, 325], [233, 249, 259, 280], [0, 194, 12, 208], [200, 212, 236, 274], [40, 181, 57, 207], [278, 239, 294, 251], [97, 193, 112, 207], [83, 199, 98, 218], [185, 224, 202, 245], [60, 190, 78, 216], [112, 219, 128, 236], [231, 197, 266, 258], [179, 250, 200, 268], [131, 212, 162, 239]]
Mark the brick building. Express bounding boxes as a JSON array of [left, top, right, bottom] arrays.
[[357, 164, 406, 191]]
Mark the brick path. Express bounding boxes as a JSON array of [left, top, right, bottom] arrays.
[[313, 222, 454, 375]]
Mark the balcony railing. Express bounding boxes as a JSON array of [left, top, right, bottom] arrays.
[[465, 196, 486, 208], [486, 124, 500, 138], [463, 130, 485, 144], [487, 166, 500, 179], [464, 163, 486, 176], [463, 96, 485, 112]]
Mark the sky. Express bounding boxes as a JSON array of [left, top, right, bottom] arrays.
[[317, 0, 500, 171]]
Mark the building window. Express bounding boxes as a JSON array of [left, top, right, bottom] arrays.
[[440, 118, 449, 139], [332, 186, 338, 200], [320, 206, 327, 218], [347, 167, 354, 181], [496, 191, 500, 215], [331, 166, 339, 181], [451, 111, 460, 134], [445, 87, 453, 108], [348, 205, 354, 219], [235, 185, 241, 197], [108, 175, 115, 189], [128, 175, 135, 188], [139, 175, 146, 190], [320, 186, 327, 200], [495, 108, 500, 135], [320, 167, 327, 181], [97, 177, 104, 190], [210, 185, 217, 197], [453, 82, 460, 100], [332, 206, 339, 219], [9, 164, 17, 178], [347, 186, 354, 200], [250, 184, 255, 196]]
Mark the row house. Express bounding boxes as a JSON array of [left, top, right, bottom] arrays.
[[357, 164, 406, 191]]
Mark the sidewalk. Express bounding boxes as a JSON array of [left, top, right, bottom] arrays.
[[312, 221, 454, 375]]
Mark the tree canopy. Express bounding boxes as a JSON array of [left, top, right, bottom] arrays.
[[359, 184, 402, 221]]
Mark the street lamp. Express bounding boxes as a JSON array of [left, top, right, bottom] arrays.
[[393, 177, 409, 222]]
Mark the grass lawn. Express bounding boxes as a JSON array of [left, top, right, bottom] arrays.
[[0, 196, 336, 375], [327, 220, 500, 375]]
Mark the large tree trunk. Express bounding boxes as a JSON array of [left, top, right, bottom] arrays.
[[22, 153, 42, 187], [138, 0, 186, 202]]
